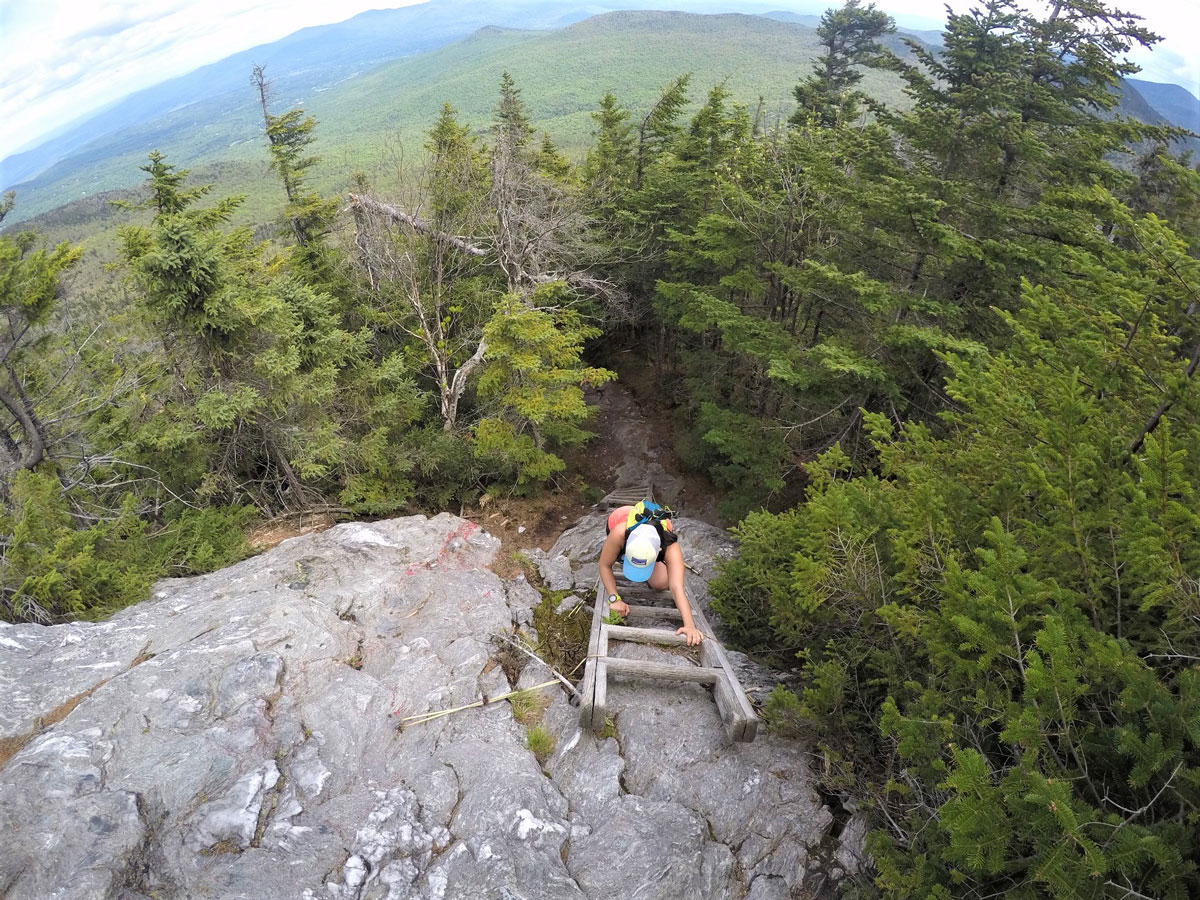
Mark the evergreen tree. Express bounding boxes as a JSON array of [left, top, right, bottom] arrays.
[[582, 93, 635, 204], [634, 73, 691, 190], [791, 0, 894, 127], [0, 198, 81, 476], [118, 152, 357, 509], [474, 285, 614, 487], [711, 202, 1200, 897], [251, 65, 339, 275]]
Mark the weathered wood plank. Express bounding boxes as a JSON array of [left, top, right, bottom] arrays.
[[591, 621, 610, 731], [600, 484, 653, 508], [624, 604, 683, 620], [605, 624, 691, 646], [605, 657, 720, 684], [617, 585, 670, 601], [693, 606, 759, 742], [578, 578, 608, 729]]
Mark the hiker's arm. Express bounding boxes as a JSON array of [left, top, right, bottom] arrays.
[[598, 529, 629, 616], [665, 544, 702, 646]]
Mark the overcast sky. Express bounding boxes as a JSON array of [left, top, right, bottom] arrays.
[[1, 0, 1197, 162]]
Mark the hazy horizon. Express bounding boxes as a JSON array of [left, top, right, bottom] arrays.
[[2, 0, 1197, 167]]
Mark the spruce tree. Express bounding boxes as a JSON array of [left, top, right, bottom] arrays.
[[582, 93, 635, 204], [791, 0, 894, 127], [710, 201, 1200, 897], [0, 200, 81, 476], [118, 152, 355, 509], [251, 65, 339, 275]]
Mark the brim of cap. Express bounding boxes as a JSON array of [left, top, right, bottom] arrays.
[[623, 556, 655, 582]]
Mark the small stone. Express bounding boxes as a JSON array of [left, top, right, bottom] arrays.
[[517, 526, 526, 534]]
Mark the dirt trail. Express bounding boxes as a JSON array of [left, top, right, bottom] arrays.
[[580, 379, 722, 525]]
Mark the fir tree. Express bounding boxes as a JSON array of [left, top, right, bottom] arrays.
[[118, 152, 355, 509], [0, 203, 81, 476], [251, 65, 339, 275], [582, 93, 635, 203], [791, 0, 894, 128]]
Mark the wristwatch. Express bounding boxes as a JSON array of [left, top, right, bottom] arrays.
[[607, 593, 620, 606]]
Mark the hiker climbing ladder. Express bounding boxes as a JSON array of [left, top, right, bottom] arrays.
[[578, 488, 759, 742]]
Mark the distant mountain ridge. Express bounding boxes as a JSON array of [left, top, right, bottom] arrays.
[[4, 5, 1197, 230], [1128, 78, 1200, 136], [5, 8, 847, 226], [1, 0, 834, 192], [1, 0, 582, 190]]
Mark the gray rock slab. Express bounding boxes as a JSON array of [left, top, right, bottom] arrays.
[[0, 511, 838, 899], [547, 512, 609, 567], [538, 553, 576, 592], [506, 575, 541, 632]]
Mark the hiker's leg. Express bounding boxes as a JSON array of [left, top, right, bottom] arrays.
[[648, 561, 669, 590]]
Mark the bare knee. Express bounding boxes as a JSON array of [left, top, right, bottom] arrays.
[[648, 562, 669, 590]]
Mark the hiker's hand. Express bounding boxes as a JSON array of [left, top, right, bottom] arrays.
[[611, 598, 630, 617], [677, 625, 703, 647]]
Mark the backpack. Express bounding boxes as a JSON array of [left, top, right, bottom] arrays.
[[623, 500, 674, 538]]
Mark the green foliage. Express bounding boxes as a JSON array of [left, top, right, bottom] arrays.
[[762, 685, 806, 738], [474, 287, 614, 486], [0, 472, 252, 623], [149, 504, 255, 577], [526, 724, 556, 763], [118, 152, 356, 509], [0, 222, 82, 471], [791, 0, 894, 127], [0, 472, 151, 622], [713, 204, 1200, 896], [583, 93, 635, 202], [253, 64, 340, 266]]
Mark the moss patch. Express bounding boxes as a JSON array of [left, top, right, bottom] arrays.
[[532, 590, 591, 678]]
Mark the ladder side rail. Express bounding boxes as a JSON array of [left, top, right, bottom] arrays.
[[578, 577, 608, 729], [591, 622, 610, 731], [693, 605, 759, 742]]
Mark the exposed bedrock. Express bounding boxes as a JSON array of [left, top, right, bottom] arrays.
[[0, 512, 858, 899]]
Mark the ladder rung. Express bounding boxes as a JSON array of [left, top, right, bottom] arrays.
[[605, 657, 719, 684], [604, 624, 689, 645], [624, 604, 682, 620]]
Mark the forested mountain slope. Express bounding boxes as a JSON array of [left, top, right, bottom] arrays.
[[7, 11, 869, 228], [2, 0, 734, 193]]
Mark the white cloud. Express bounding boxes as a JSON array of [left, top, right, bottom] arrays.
[[0, 0, 428, 159]]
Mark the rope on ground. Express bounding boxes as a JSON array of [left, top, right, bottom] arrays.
[[397, 680, 560, 731]]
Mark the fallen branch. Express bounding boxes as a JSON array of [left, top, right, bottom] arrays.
[[347, 193, 489, 258], [396, 679, 560, 730], [495, 632, 582, 702]]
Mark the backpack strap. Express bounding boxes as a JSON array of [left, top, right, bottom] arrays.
[[624, 500, 675, 538]]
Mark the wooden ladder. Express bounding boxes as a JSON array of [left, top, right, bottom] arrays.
[[577, 487, 759, 742]]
